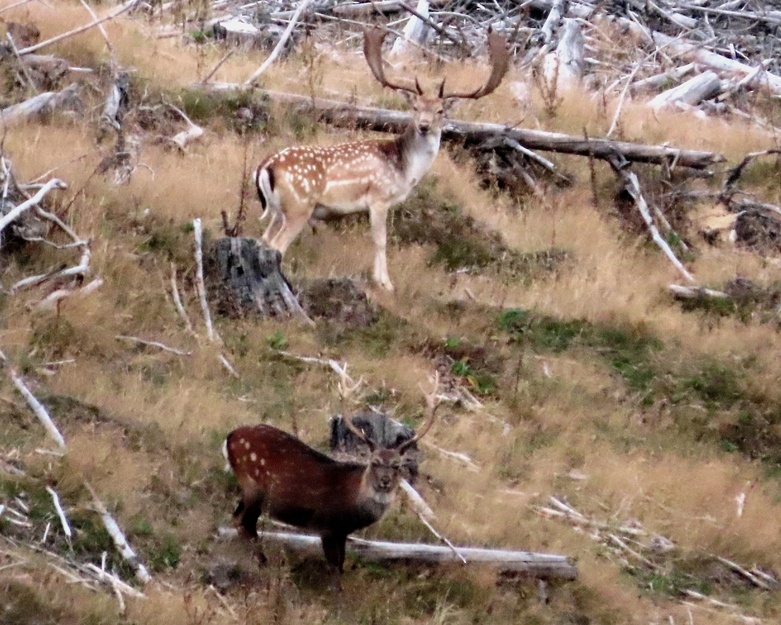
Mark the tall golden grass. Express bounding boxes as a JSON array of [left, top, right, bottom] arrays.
[[2, 3, 781, 624]]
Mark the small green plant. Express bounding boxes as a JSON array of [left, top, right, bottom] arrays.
[[450, 358, 496, 395], [265, 331, 287, 350], [148, 533, 182, 571], [190, 30, 208, 44]]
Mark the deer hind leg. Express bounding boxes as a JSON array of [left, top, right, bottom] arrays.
[[233, 487, 264, 540], [369, 202, 394, 292], [268, 208, 311, 255], [261, 208, 285, 246]]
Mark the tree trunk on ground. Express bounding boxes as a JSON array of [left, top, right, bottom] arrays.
[[219, 528, 579, 579], [197, 85, 724, 169]]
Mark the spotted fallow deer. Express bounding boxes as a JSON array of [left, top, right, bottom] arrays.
[[224, 372, 440, 583], [254, 28, 510, 291]]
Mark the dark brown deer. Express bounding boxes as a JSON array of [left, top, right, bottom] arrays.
[[224, 371, 440, 580], [254, 28, 510, 291]]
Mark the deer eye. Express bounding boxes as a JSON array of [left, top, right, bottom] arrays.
[[437, 109, 444, 115]]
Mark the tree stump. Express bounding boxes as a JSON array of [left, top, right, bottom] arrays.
[[205, 237, 313, 324], [330, 412, 420, 483]]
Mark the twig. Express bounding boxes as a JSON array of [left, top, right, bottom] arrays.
[[78, 0, 115, 55], [716, 556, 774, 590], [115, 335, 192, 356], [45, 486, 72, 543], [11, 245, 92, 292], [0, 350, 66, 449], [399, 478, 435, 519], [0, 0, 35, 15], [170, 262, 196, 335], [201, 49, 236, 85], [609, 159, 696, 284], [192, 218, 215, 342], [218, 353, 240, 378], [84, 481, 151, 585], [167, 104, 204, 151], [420, 440, 480, 471], [245, 0, 313, 86], [6, 33, 37, 93], [0, 178, 68, 234], [17, 1, 138, 56]]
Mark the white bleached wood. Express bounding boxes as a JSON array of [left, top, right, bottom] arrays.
[[192, 218, 215, 342], [0, 351, 66, 450], [115, 335, 191, 356], [217, 528, 577, 578], [649, 71, 722, 109], [45, 486, 72, 541], [0, 178, 67, 234], [244, 0, 312, 85], [85, 482, 152, 585], [17, 1, 138, 56], [391, 0, 430, 55]]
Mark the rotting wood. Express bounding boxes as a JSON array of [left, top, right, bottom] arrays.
[[204, 236, 315, 325], [0, 83, 82, 126], [196, 86, 724, 169], [217, 528, 578, 580]]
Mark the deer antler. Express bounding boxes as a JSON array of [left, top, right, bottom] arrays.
[[335, 363, 373, 450], [398, 371, 440, 454], [363, 28, 420, 96], [441, 29, 510, 100]]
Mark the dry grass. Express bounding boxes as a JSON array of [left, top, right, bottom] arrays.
[[2, 3, 781, 625]]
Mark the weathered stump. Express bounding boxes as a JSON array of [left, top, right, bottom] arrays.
[[205, 237, 313, 324], [330, 412, 420, 483]]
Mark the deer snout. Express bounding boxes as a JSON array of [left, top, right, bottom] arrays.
[[379, 474, 393, 490]]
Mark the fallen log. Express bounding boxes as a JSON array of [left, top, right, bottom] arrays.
[[649, 71, 723, 109], [198, 85, 724, 169], [218, 528, 578, 580], [0, 83, 81, 125]]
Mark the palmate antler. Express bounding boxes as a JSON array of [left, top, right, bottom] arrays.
[[363, 28, 421, 95], [440, 29, 510, 100], [363, 27, 510, 101]]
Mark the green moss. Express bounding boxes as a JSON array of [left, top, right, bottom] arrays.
[[176, 88, 269, 134]]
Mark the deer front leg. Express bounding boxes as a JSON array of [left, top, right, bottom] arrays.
[[369, 203, 394, 292]]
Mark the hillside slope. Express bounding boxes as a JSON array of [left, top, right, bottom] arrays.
[[2, 3, 781, 624]]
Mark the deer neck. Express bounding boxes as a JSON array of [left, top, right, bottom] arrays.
[[357, 473, 395, 517], [396, 122, 441, 187]]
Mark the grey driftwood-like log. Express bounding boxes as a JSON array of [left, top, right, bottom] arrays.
[[205, 236, 313, 325], [199, 86, 724, 169], [218, 528, 578, 580], [0, 82, 81, 125]]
